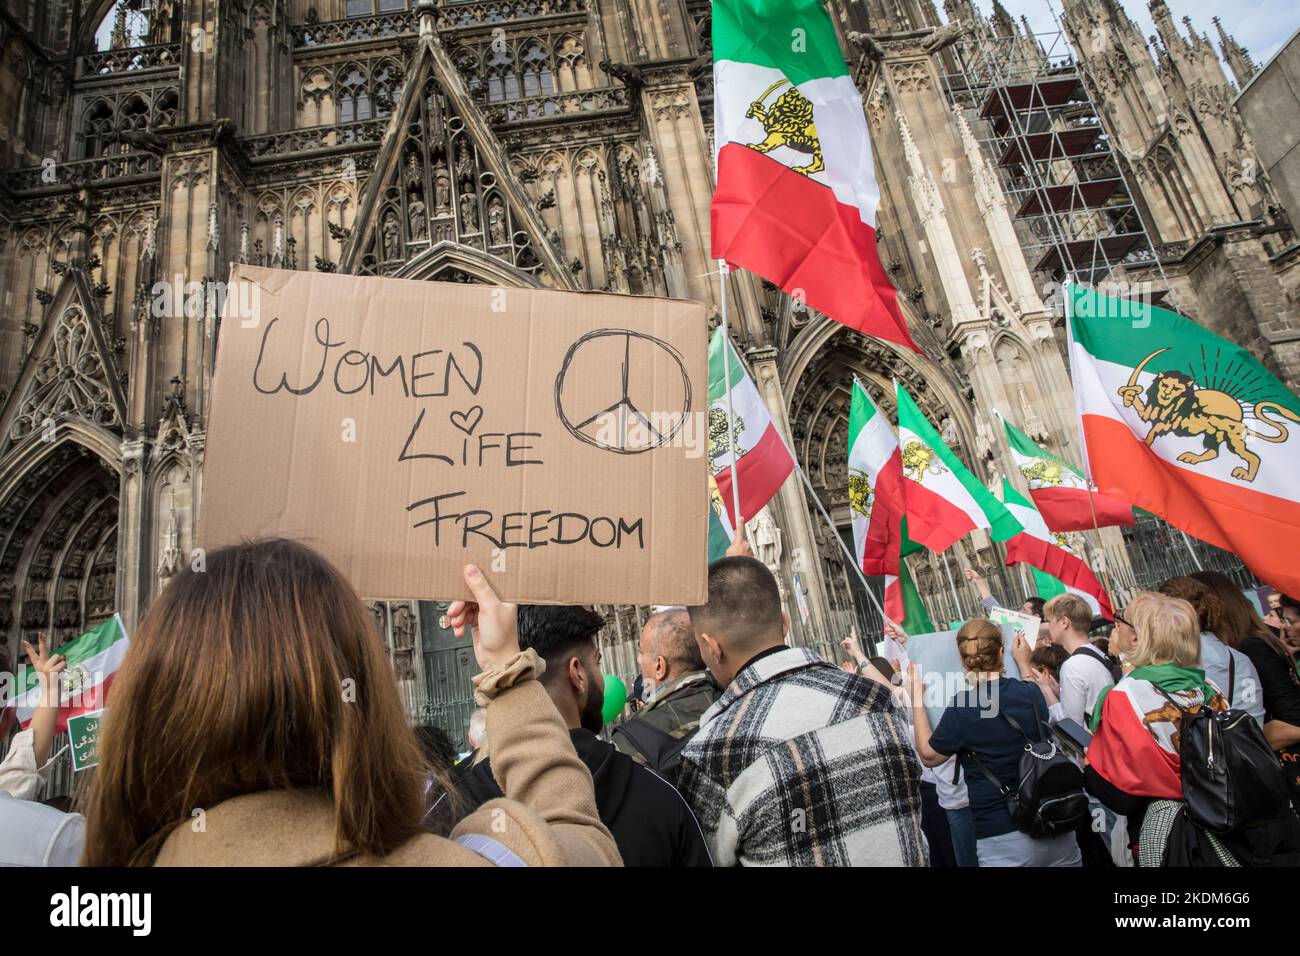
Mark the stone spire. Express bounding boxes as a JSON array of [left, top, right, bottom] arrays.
[[1149, 0, 1188, 54], [1212, 16, 1258, 87]]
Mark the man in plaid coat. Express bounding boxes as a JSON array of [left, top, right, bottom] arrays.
[[677, 556, 928, 866]]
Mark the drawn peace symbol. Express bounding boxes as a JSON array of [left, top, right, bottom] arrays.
[[554, 329, 693, 454]]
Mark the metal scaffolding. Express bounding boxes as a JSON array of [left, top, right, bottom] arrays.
[[938, 19, 1159, 288]]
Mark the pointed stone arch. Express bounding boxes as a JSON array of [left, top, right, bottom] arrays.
[[0, 272, 127, 458], [340, 34, 573, 289], [394, 240, 545, 287], [0, 425, 122, 661]]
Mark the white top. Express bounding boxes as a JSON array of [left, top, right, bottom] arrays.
[[1199, 632, 1266, 725], [1056, 648, 1114, 727], [932, 754, 969, 811], [0, 729, 85, 867]]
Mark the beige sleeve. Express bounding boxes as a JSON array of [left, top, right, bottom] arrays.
[[448, 649, 622, 867]]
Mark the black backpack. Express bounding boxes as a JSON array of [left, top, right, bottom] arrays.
[[965, 701, 1090, 838], [1154, 686, 1293, 834], [612, 719, 693, 784]]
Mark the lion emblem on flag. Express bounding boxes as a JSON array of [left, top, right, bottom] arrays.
[[1117, 348, 1299, 483], [901, 441, 947, 483], [1020, 459, 1064, 488], [708, 406, 748, 466], [745, 80, 824, 176], [848, 469, 875, 518]]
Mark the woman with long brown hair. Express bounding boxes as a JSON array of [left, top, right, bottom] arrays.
[[1190, 571, 1300, 800], [1157, 576, 1263, 723], [82, 538, 620, 867]]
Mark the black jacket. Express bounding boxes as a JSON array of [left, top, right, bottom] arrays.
[[454, 729, 713, 867]]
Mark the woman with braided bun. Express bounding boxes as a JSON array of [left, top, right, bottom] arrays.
[[908, 619, 1082, 867]]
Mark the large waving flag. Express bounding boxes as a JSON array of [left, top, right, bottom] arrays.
[[895, 383, 1022, 552], [708, 328, 795, 526], [1002, 481, 1113, 619], [710, 0, 920, 353], [1, 615, 129, 734], [1067, 283, 1300, 597], [1000, 415, 1133, 531]]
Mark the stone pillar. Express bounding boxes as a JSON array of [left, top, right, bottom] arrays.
[[748, 346, 833, 650], [116, 437, 150, 633]]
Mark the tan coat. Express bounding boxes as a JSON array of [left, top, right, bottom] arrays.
[[153, 650, 622, 866]]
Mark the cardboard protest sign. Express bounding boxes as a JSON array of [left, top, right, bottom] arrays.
[[67, 709, 103, 772], [201, 266, 708, 605], [907, 628, 1024, 729]]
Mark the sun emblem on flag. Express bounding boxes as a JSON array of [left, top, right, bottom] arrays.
[[744, 80, 824, 177], [1117, 348, 1300, 483], [848, 468, 875, 518], [901, 440, 947, 483], [1020, 459, 1064, 488], [708, 406, 748, 466]]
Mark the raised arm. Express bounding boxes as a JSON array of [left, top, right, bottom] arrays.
[[445, 565, 620, 867]]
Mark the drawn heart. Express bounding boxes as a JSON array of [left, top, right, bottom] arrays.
[[450, 405, 483, 435]]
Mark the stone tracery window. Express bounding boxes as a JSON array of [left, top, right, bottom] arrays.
[[519, 39, 553, 97], [337, 64, 371, 122]]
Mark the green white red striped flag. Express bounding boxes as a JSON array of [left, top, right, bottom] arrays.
[[710, 0, 919, 352], [1002, 480, 1113, 619], [1066, 282, 1300, 597], [1000, 414, 1133, 531], [2, 614, 129, 734], [895, 382, 1022, 552], [708, 327, 795, 526], [847, 379, 907, 620]]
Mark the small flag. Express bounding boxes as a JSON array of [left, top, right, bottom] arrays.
[[848, 380, 905, 580], [1002, 480, 1113, 619], [708, 327, 795, 526], [1001, 415, 1133, 531], [1067, 282, 1300, 597], [895, 383, 1022, 552], [2, 615, 129, 734]]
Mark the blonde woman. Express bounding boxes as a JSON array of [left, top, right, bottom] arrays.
[[1084, 592, 1227, 863]]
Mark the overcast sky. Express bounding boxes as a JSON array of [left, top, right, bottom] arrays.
[[971, 0, 1299, 68]]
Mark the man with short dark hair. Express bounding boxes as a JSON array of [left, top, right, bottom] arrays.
[[612, 608, 721, 775], [964, 568, 1045, 620], [452, 604, 712, 867], [677, 557, 928, 867]]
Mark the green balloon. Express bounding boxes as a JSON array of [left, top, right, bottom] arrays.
[[601, 674, 628, 724]]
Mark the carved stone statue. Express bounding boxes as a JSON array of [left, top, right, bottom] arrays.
[[487, 196, 506, 245], [974, 411, 994, 462], [433, 158, 451, 213], [455, 143, 473, 184], [408, 196, 427, 240], [752, 508, 783, 572], [403, 151, 421, 189], [392, 602, 416, 651], [459, 191, 479, 231], [381, 212, 399, 259], [940, 415, 960, 449], [156, 499, 182, 581]]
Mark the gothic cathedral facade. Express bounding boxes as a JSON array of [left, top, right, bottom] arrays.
[[1, 0, 1296, 713]]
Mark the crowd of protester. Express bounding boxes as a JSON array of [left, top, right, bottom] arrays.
[[2, 531, 1299, 867]]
